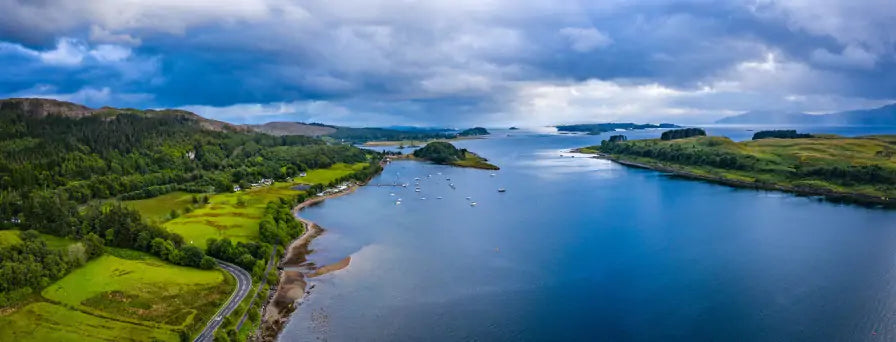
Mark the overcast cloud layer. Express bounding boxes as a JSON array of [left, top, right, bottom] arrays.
[[1, 0, 894, 126]]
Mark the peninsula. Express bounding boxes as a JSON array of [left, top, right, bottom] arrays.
[[577, 131, 896, 206]]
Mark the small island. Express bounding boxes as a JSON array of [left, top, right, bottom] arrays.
[[556, 122, 679, 135], [576, 134, 896, 206], [459, 127, 490, 136], [405, 141, 499, 170]]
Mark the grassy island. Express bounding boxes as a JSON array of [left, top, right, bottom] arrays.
[[407, 142, 499, 170], [577, 134, 896, 206]]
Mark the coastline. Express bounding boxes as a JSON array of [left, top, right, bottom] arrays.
[[255, 164, 382, 341], [585, 151, 895, 208]]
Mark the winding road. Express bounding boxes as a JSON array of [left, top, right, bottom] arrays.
[[194, 260, 253, 342]]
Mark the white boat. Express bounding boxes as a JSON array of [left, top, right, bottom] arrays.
[[490, 173, 496, 177], [420, 197, 426, 200], [470, 202, 477, 206], [437, 196, 443, 199], [415, 189, 421, 192], [465, 196, 471, 200], [498, 188, 506, 192], [395, 201, 401, 205]]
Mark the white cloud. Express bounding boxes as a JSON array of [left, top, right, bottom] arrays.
[[38, 38, 86, 66], [559, 27, 613, 52], [89, 45, 132, 63]]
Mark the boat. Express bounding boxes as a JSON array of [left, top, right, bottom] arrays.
[[498, 188, 506, 192], [470, 202, 477, 206], [415, 189, 421, 192], [490, 173, 496, 177], [437, 196, 443, 199], [465, 196, 471, 200], [420, 197, 426, 200], [395, 201, 401, 205]]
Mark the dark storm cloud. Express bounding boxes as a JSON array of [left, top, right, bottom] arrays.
[[0, 0, 893, 125]]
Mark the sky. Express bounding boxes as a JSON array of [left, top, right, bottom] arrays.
[[0, 0, 894, 126]]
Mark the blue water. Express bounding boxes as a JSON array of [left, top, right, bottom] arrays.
[[282, 127, 896, 341]]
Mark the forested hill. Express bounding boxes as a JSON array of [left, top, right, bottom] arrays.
[[0, 98, 246, 132], [0, 98, 372, 210]]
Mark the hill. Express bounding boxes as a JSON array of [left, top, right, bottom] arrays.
[[0, 98, 246, 132], [410, 142, 499, 170], [715, 103, 896, 125], [459, 127, 490, 136]]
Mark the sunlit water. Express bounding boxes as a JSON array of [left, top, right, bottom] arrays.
[[282, 126, 896, 341]]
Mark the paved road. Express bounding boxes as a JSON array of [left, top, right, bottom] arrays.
[[236, 247, 277, 330], [194, 260, 253, 342]]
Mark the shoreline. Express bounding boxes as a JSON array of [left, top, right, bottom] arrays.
[[255, 163, 383, 341], [585, 151, 895, 208]]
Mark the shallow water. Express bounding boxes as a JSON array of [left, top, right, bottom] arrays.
[[282, 126, 896, 341]]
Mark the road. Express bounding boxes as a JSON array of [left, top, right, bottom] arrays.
[[236, 247, 277, 330], [194, 260, 253, 342]]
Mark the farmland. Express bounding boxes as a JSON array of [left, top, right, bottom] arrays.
[[0, 251, 231, 341], [159, 163, 367, 249]]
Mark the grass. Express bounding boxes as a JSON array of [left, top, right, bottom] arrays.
[[0, 229, 77, 250], [41, 253, 231, 331], [584, 135, 896, 202], [160, 163, 367, 249], [0, 251, 232, 342], [0, 302, 181, 342], [0, 230, 22, 247], [123, 191, 200, 223], [452, 151, 500, 170]]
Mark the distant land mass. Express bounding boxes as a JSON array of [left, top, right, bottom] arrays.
[[715, 103, 896, 125], [458, 127, 490, 136], [0, 97, 247, 132], [556, 122, 680, 135]]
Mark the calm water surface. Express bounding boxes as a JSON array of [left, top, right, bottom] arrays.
[[282, 127, 896, 341]]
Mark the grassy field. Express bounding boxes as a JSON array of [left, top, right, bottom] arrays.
[[160, 163, 367, 249], [0, 230, 22, 247], [452, 151, 500, 170], [582, 135, 896, 202], [0, 250, 232, 342], [0, 229, 77, 249], [123, 191, 200, 223], [0, 302, 181, 342]]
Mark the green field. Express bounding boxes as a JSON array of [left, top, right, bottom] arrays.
[[0, 229, 77, 250], [583, 135, 896, 201], [452, 152, 500, 170], [160, 163, 367, 249], [1, 252, 231, 341], [123, 191, 200, 223], [0, 302, 180, 342], [0, 230, 22, 247]]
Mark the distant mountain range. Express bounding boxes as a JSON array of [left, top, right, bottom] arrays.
[[715, 103, 896, 125]]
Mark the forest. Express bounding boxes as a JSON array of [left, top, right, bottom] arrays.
[[0, 100, 382, 308], [752, 130, 814, 140]]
